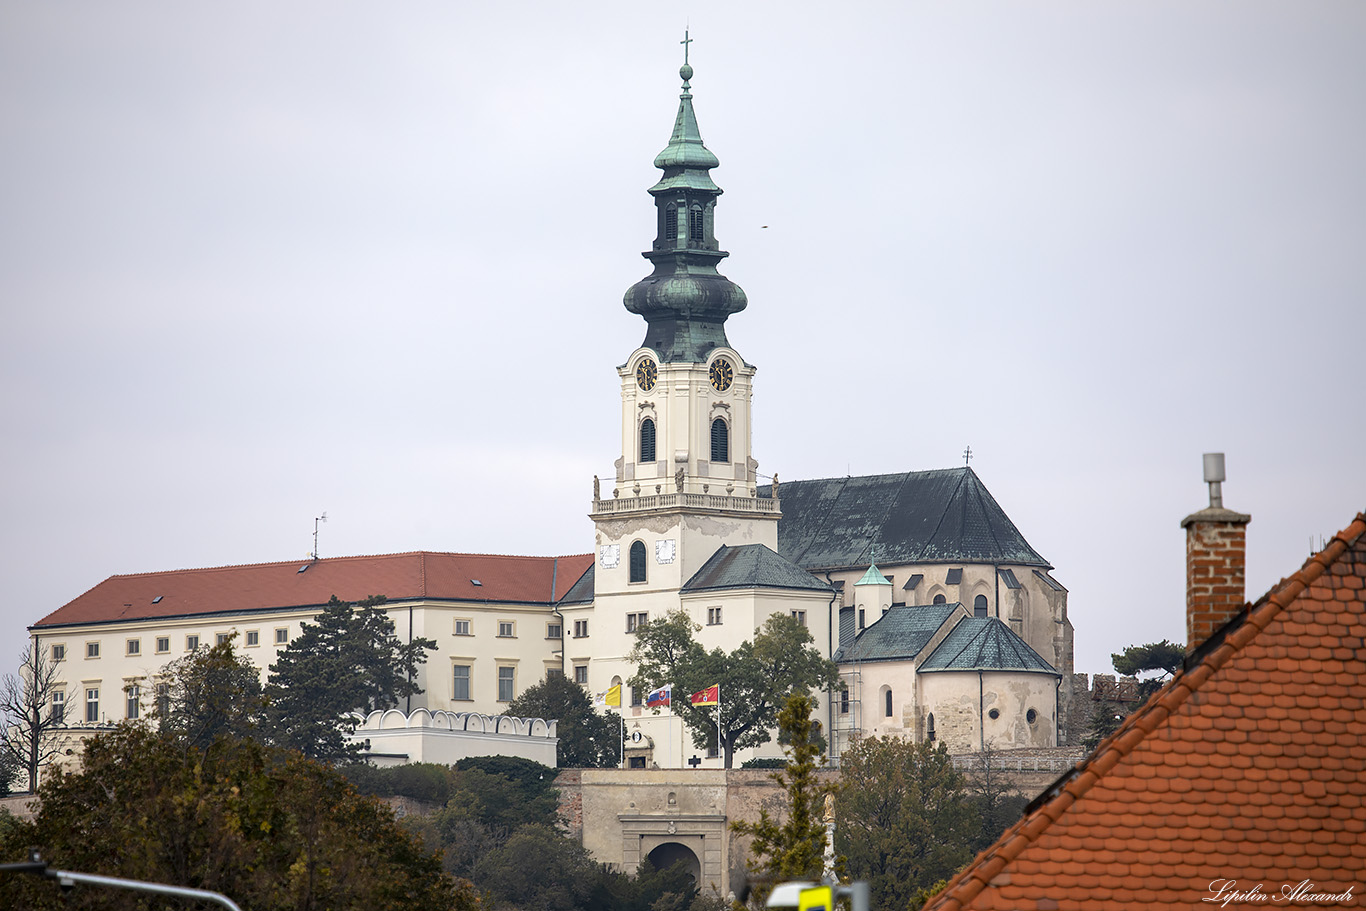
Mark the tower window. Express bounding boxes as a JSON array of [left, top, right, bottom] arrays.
[[710, 418, 729, 462], [933, 594, 947, 605], [974, 594, 989, 618], [665, 204, 678, 241], [689, 205, 704, 241], [640, 418, 656, 463], [629, 541, 647, 583], [927, 713, 936, 742], [884, 689, 894, 718]]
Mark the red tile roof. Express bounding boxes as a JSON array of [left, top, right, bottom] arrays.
[[32, 551, 594, 629], [924, 513, 1366, 911]]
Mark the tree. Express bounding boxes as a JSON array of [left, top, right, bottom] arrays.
[[0, 726, 479, 911], [962, 741, 1030, 854], [835, 736, 980, 911], [0, 644, 64, 793], [628, 610, 840, 768], [504, 672, 620, 767], [1085, 639, 1186, 750], [156, 633, 265, 751], [730, 693, 838, 906], [472, 823, 602, 911], [264, 594, 438, 761], [1111, 639, 1184, 699]]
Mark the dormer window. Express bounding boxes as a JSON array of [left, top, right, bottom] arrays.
[[640, 418, 656, 462]]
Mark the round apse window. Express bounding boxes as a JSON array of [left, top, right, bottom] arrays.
[[988, 708, 1000, 720], [1027, 708, 1038, 724]]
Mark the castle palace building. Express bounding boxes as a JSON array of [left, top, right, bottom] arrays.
[[28, 59, 1074, 770]]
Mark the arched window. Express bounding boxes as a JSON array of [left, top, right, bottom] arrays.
[[664, 204, 678, 241], [640, 418, 656, 463], [884, 689, 894, 718], [933, 593, 947, 605], [927, 713, 936, 742], [629, 541, 647, 583], [710, 418, 729, 462], [974, 594, 989, 618], [689, 205, 704, 241]]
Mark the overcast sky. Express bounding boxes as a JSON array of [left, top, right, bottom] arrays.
[[2, 2, 1363, 679]]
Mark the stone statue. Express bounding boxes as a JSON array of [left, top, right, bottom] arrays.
[[772, 472, 780, 499], [593, 475, 600, 500], [675, 467, 685, 493]]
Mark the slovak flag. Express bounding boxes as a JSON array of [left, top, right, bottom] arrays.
[[646, 684, 671, 707], [690, 684, 720, 706]]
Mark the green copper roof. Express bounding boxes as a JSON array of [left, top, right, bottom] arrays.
[[918, 617, 1060, 675], [623, 57, 747, 364], [834, 603, 960, 663], [855, 563, 891, 586], [681, 544, 834, 594]]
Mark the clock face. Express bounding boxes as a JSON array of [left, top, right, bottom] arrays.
[[709, 358, 734, 392], [636, 358, 657, 392]]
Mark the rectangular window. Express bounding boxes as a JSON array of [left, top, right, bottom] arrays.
[[156, 684, 170, 718], [574, 665, 588, 685], [51, 644, 66, 662], [630, 686, 642, 707], [85, 688, 99, 723], [497, 667, 515, 702], [547, 622, 562, 639], [275, 628, 288, 644], [453, 664, 471, 701], [186, 635, 199, 651], [626, 612, 648, 633], [126, 685, 140, 720], [245, 630, 259, 647], [86, 642, 100, 659], [791, 610, 807, 626], [51, 690, 65, 724], [574, 619, 589, 638], [454, 619, 472, 636], [497, 621, 515, 638], [707, 607, 723, 625], [126, 639, 140, 656], [840, 687, 850, 714], [155, 637, 170, 654], [216, 633, 230, 646]]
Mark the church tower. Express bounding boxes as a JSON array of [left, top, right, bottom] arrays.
[[573, 53, 780, 714]]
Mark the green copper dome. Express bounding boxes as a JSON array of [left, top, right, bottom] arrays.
[[624, 60, 747, 363]]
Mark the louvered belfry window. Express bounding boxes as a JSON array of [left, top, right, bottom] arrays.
[[710, 418, 729, 462], [665, 204, 678, 241], [689, 205, 704, 241], [640, 418, 656, 462], [629, 541, 647, 583]]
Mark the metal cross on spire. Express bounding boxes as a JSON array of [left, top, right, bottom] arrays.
[[963, 445, 973, 465], [680, 28, 693, 64]]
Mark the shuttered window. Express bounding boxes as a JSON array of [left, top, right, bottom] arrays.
[[629, 541, 647, 583], [710, 418, 729, 462], [640, 418, 656, 462]]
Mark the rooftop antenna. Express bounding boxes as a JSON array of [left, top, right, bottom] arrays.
[[311, 512, 327, 560]]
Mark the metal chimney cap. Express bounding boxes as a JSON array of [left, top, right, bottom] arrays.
[[1202, 453, 1226, 484]]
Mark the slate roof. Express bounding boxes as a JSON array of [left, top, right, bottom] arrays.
[[680, 544, 834, 594], [834, 602, 961, 663], [764, 468, 1050, 570], [917, 617, 1060, 675], [33, 551, 595, 629], [923, 513, 1366, 911]]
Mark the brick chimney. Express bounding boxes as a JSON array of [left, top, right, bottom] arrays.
[[1180, 453, 1252, 653]]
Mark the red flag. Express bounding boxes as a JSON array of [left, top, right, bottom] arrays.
[[690, 684, 719, 706]]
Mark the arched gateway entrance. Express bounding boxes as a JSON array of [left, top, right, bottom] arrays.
[[647, 842, 701, 884]]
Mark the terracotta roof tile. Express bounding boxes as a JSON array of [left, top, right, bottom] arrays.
[[33, 550, 594, 628], [924, 513, 1366, 911]]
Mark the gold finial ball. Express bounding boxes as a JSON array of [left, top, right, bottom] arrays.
[[680, 63, 693, 81]]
